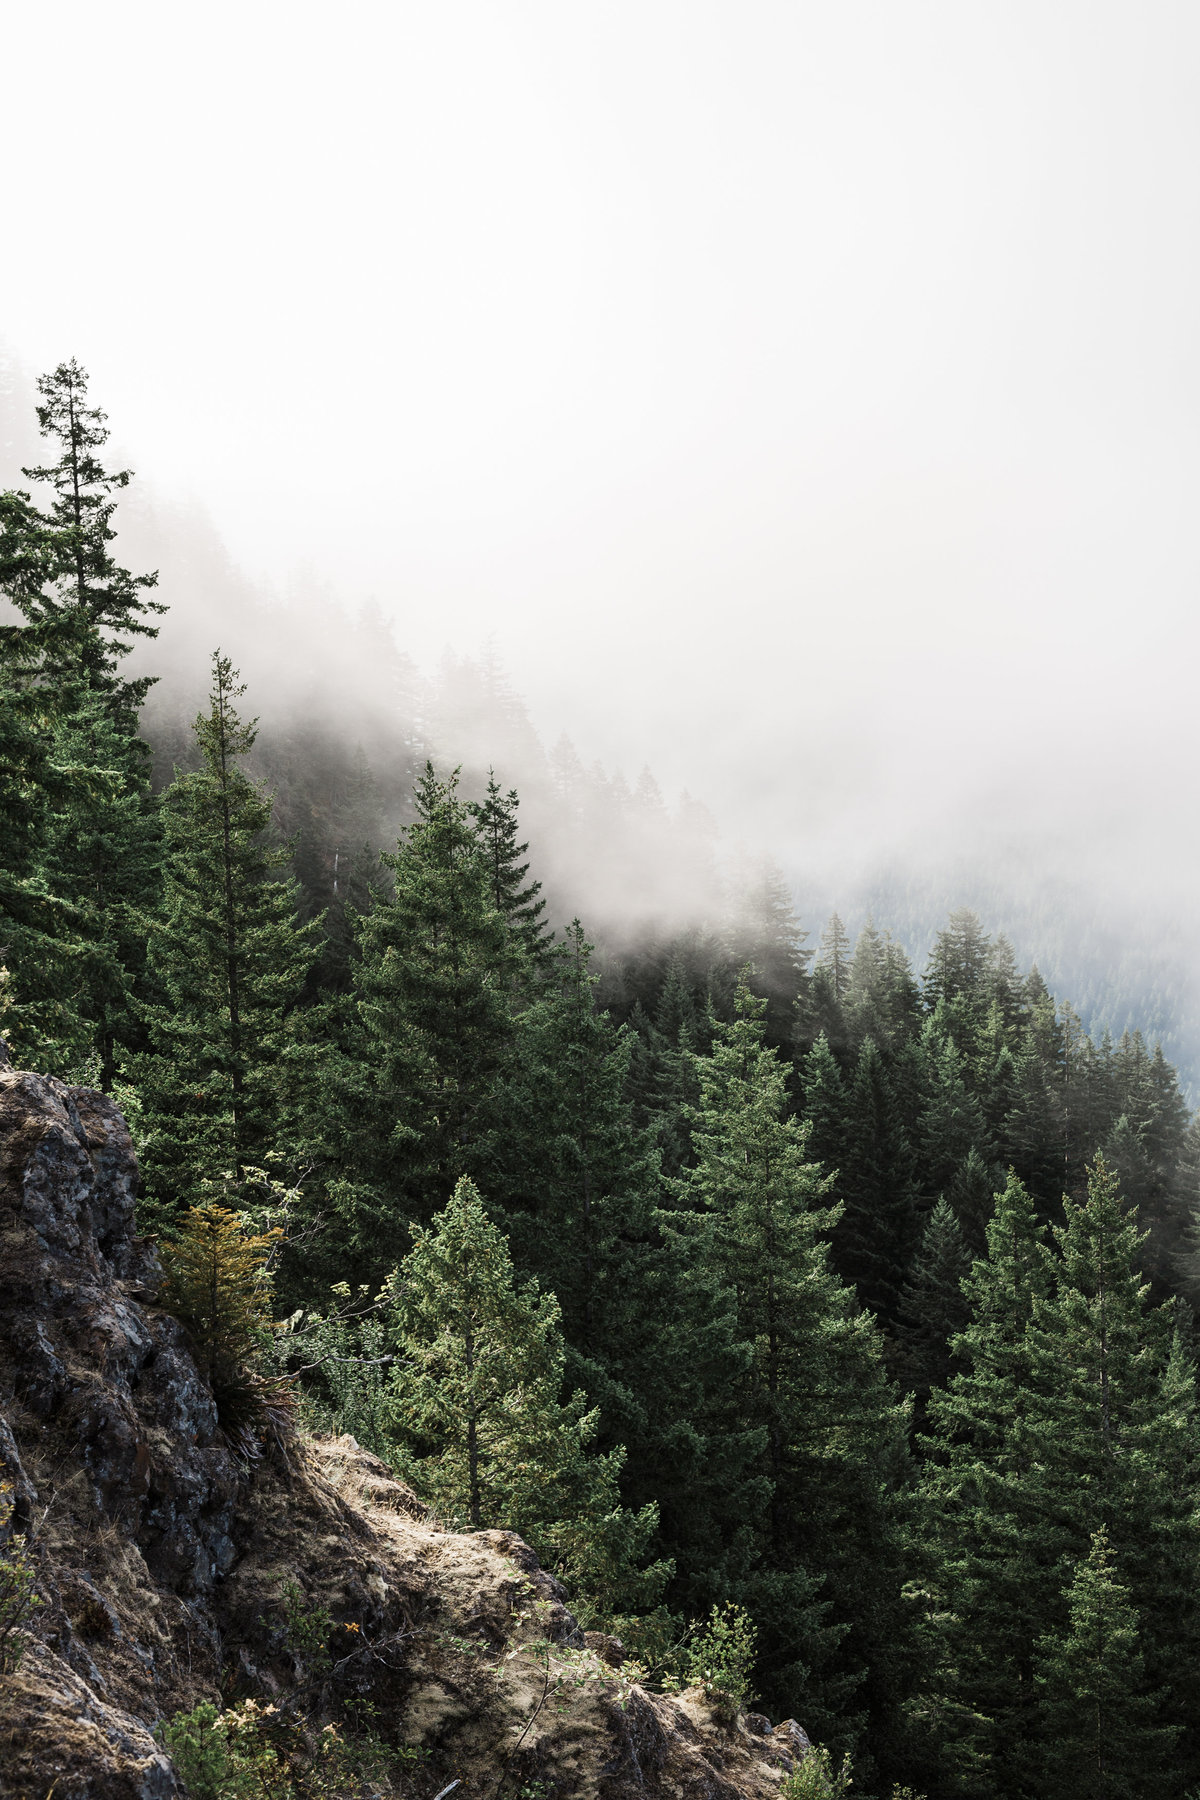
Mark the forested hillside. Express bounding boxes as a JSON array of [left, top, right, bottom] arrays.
[[5, 364, 1200, 1798]]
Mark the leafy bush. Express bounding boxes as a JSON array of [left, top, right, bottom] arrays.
[[779, 1749, 925, 1800], [779, 1745, 855, 1798], [282, 1282, 396, 1455], [157, 1696, 425, 1799], [686, 1601, 757, 1718]]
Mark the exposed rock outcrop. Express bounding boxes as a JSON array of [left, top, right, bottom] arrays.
[[0, 1055, 807, 1799]]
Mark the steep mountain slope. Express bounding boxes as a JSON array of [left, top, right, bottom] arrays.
[[0, 1047, 808, 1799]]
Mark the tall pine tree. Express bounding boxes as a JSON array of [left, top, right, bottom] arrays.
[[130, 655, 322, 1226]]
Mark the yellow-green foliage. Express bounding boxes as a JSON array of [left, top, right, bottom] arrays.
[[686, 1601, 757, 1717], [160, 1203, 282, 1381], [157, 1697, 426, 1799], [779, 1745, 854, 1799], [0, 1479, 43, 1675]]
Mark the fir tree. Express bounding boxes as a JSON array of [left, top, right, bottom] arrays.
[[913, 1014, 992, 1202], [923, 908, 992, 1014], [481, 923, 659, 1411], [816, 911, 852, 1002], [845, 919, 920, 1052], [38, 688, 162, 1086], [0, 619, 93, 1068], [1033, 1530, 1175, 1799], [678, 982, 910, 1763], [919, 1160, 1200, 1793], [1019, 1157, 1200, 1779], [389, 1176, 667, 1619], [892, 1196, 972, 1410], [838, 1035, 920, 1321], [339, 763, 521, 1257], [727, 861, 810, 1048], [130, 655, 322, 1225], [916, 1171, 1054, 1791], [13, 359, 163, 723], [469, 771, 551, 961]]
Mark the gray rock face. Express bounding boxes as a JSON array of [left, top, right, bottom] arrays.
[[0, 1067, 239, 1798], [0, 1068, 237, 1598]]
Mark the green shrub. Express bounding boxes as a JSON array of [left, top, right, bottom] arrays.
[[157, 1695, 425, 1799], [159, 1203, 295, 1455], [0, 1481, 43, 1675], [686, 1601, 757, 1717], [779, 1744, 854, 1799]]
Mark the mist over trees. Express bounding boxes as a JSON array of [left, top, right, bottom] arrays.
[[6, 364, 1200, 1795]]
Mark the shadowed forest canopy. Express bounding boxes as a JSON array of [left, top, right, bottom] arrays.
[[5, 364, 1200, 1799]]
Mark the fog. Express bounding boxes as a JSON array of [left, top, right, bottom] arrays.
[[3, 3, 1200, 1077]]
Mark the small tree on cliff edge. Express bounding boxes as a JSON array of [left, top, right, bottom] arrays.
[[389, 1176, 668, 1621]]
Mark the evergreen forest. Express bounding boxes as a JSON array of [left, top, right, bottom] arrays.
[[6, 362, 1200, 1799]]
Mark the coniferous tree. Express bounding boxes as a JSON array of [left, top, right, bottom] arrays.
[[678, 982, 909, 1764], [919, 1160, 1200, 1794], [798, 1031, 849, 1171], [130, 655, 322, 1225], [916, 1171, 1053, 1792], [844, 919, 920, 1052], [1032, 1530, 1175, 1799], [892, 1196, 972, 1411], [0, 620, 92, 1068], [12, 359, 163, 722], [481, 924, 661, 1417], [913, 1014, 992, 1203], [38, 689, 162, 1086], [1017, 1158, 1200, 1784], [924, 908, 992, 1016], [389, 1176, 667, 1619], [805, 912, 852, 1054], [840, 1036, 920, 1321], [0, 367, 164, 1076], [728, 861, 810, 1048], [330, 763, 523, 1270], [469, 770, 551, 962]]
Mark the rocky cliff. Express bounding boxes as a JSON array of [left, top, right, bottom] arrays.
[[0, 1050, 811, 1800]]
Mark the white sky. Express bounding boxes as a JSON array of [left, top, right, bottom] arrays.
[[3, 1, 1199, 913]]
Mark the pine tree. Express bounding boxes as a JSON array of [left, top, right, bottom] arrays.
[[0, 367, 163, 1076], [1033, 1530, 1175, 1799], [13, 359, 163, 723], [727, 861, 810, 1048], [916, 1171, 1054, 1791], [798, 1031, 849, 1171], [913, 1014, 992, 1202], [918, 1160, 1200, 1793], [38, 688, 162, 1086], [1019, 1158, 1200, 1778], [838, 1036, 920, 1321], [678, 981, 909, 1762], [389, 1176, 667, 1619], [480, 922, 660, 1394], [843, 920, 921, 1053], [892, 1196, 972, 1410], [924, 909, 992, 1014], [130, 655, 322, 1225], [945, 1144, 1001, 1252], [0, 618, 92, 1068], [469, 771, 552, 961], [805, 913, 852, 1054], [338, 763, 522, 1259], [816, 912, 852, 1002]]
